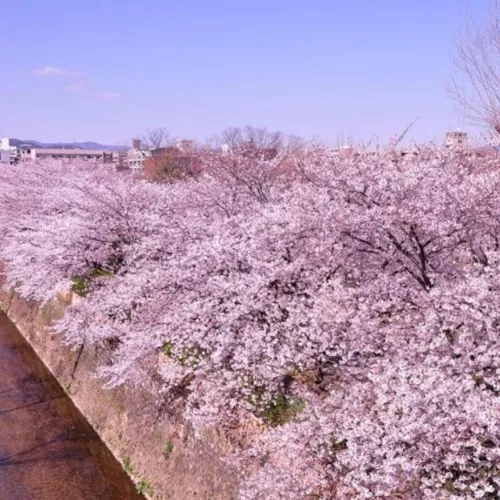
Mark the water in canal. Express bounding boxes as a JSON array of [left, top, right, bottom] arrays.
[[0, 311, 144, 500]]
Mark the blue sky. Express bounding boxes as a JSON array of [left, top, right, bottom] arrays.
[[1, 0, 488, 145]]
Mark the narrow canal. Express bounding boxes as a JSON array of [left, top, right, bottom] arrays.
[[0, 311, 144, 500]]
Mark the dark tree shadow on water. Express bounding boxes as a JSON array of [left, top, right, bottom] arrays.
[[0, 393, 68, 417], [0, 433, 97, 467]]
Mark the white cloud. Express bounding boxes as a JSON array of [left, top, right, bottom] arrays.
[[93, 92, 120, 100], [65, 82, 85, 92], [34, 66, 87, 77]]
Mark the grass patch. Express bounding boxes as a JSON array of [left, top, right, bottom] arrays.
[[136, 479, 153, 495], [71, 276, 91, 297], [262, 394, 305, 426], [160, 342, 205, 368], [161, 341, 174, 356], [163, 440, 174, 460], [122, 456, 136, 475], [71, 266, 114, 297]]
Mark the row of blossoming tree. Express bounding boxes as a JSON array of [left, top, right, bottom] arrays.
[[0, 144, 499, 499]]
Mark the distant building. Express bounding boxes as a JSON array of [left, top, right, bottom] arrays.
[[151, 146, 178, 157], [20, 147, 108, 162], [126, 147, 150, 169], [102, 152, 114, 164], [0, 138, 19, 164], [0, 151, 11, 164], [113, 150, 128, 168], [446, 131, 469, 148], [177, 139, 195, 152]]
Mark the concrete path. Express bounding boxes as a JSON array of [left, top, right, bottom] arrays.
[[0, 311, 143, 500]]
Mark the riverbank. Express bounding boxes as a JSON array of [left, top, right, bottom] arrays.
[[0, 288, 239, 499], [0, 311, 143, 499]]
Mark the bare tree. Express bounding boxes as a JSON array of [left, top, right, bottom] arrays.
[[139, 127, 173, 150], [217, 126, 284, 151], [210, 125, 304, 156], [449, 0, 500, 133]]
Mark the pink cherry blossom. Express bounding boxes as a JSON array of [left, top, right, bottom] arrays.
[[1, 146, 500, 498]]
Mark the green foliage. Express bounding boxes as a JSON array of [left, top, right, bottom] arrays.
[[122, 456, 136, 475], [160, 341, 204, 368], [71, 276, 91, 297], [161, 341, 174, 356], [163, 440, 174, 460], [123, 457, 153, 496], [178, 346, 205, 367], [245, 383, 306, 426], [262, 394, 306, 426], [88, 266, 114, 278], [443, 481, 456, 493], [136, 479, 153, 495], [71, 266, 114, 297]]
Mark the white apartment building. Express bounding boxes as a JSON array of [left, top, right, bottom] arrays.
[[0, 151, 10, 164], [20, 147, 107, 162], [445, 131, 469, 148], [0, 138, 18, 164], [126, 147, 150, 169]]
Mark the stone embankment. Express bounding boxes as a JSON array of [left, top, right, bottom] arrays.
[[0, 287, 238, 500]]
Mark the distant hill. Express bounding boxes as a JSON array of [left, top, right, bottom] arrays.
[[8, 138, 128, 151]]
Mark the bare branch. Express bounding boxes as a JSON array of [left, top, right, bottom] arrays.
[[449, 0, 500, 134]]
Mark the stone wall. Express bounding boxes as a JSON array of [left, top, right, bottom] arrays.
[[0, 287, 239, 499]]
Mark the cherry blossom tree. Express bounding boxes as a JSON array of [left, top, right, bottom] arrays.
[[1, 146, 500, 499]]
